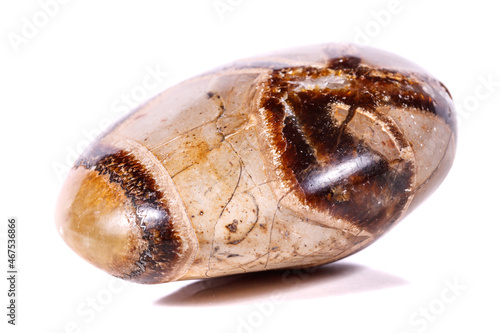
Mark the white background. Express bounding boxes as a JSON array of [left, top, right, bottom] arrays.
[[1, 1, 499, 332]]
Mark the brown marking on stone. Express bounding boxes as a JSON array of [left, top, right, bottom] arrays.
[[260, 62, 419, 233], [326, 56, 454, 126], [326, 56, 361, 70], [226, 219, 239, 233], [75, 144, 182, 283]]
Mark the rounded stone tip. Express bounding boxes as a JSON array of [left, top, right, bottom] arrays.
[[55, 167, 148, 280]]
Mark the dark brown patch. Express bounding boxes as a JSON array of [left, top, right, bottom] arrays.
[[281, 115, 316, 180], [75, 144, 181, 283], [326, 56, 361, 70], [260, 62, 419, 234], [328, 57, 454, 126], [226, 219, 239, 233]]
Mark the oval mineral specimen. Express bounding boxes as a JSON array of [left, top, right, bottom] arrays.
[[55, 43, 457, 284]]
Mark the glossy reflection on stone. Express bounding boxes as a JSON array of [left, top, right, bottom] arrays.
[[56, 43, 457, 284]]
